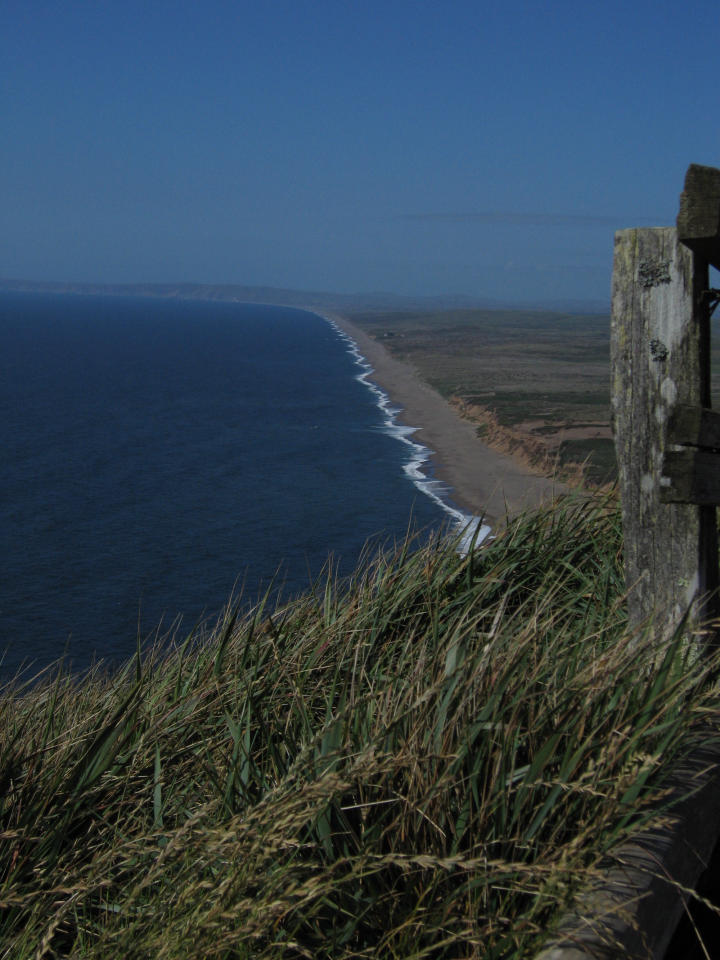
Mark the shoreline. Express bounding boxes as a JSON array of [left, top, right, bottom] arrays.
[[325, 312, 566, 526], [327, 317, 492, 545]]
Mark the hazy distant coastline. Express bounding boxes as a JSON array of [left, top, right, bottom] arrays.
[[0, 278, 611, 316]]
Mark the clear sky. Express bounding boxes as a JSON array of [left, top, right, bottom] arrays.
[[3, 0, 719, 304]]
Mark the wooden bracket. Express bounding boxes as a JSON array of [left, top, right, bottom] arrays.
[[661, 404, 720, 504]]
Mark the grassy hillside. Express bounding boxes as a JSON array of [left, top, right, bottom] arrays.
[[2, 494, 719, 958]]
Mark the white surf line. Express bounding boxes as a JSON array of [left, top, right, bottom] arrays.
[[322, 315, 491, 551]]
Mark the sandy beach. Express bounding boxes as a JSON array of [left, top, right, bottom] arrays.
[[329, 314, 566, 525]]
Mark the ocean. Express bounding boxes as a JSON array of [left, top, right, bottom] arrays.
[[0, 292, 482, 681]]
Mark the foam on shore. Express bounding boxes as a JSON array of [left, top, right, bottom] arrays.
[[325, 317, 491, 550]]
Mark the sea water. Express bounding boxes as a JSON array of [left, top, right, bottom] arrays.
[[0, 293, 483, 680]]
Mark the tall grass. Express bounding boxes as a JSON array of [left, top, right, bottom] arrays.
[[1, 494, 718, 958]]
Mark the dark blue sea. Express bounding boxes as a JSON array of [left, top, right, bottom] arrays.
[[1, 293, 483, 682]]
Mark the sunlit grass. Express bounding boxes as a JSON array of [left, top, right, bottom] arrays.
[[1, 493, 718, 958]]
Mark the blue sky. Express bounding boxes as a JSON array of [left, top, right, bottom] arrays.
[[3, 0, 719, 303]]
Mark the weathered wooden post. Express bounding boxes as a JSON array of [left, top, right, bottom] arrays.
[[611, 164, 720, 634]]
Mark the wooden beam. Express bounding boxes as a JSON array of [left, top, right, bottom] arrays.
[[677, 163, 720, 270]]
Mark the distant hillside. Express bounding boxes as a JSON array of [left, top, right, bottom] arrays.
[[0, 278, 610, 315]]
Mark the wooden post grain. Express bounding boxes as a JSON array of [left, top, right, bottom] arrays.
[[611, 226, 717, 631]]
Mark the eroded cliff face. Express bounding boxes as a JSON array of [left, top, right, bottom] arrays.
[[450, 396, 612, 488]]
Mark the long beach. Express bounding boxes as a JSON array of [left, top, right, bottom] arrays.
[[328, 313, 565, 525]]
